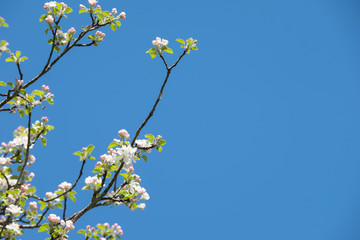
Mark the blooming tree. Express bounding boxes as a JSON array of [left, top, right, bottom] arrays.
[[0, 1, 198, 239]]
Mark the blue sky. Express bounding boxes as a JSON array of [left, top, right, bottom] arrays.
[[1, 0, 360, 239]]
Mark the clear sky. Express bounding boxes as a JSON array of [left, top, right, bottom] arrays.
[[1, 0, 360, 239]]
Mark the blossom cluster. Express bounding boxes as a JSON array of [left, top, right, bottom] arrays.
[[79, 222, 124, 239]]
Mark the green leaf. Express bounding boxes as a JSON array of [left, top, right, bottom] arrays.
[[114, 20, 121, 27], [157, 146, 162, 152], [107, 142, 118, 149], [78, 229, 86, 236], [164, 48, 173, 54], [97, 224, 105, 230], [106, 172, 111, 178], [191, 46, 198, 50], [45, 29, 49, 34], [32, 90, 44, 96], [150, 52, 157, 59], [73, 151, 82, 156], [69, 194, 76, 203], [5, 56, 15, 62], [142, 155, 148, 163], [158, 139, 166, 146], [39, 201, 47, 211], [15, 51, 21, 58], [39, 14, 47, 22], [0, 81, 6, 86], [65, 7, 73, 13], [20, 56, 28, 62], [41, 138, 47, 147], [55, 202, 63, 209], [54, 46, 61, 52], [38, 223, 49, 232], [86, 144, 95, 154], [19, 109, 24, 118], [48, 38, 53, 44], [110, 23, 116, 31], [176, 38, 185, 45], [145, 134, 155, 141]]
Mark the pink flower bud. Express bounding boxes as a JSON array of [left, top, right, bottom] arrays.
[[96, 5, 101, 9], [68, 27, 76, 34], [41, 116, 49, 123], [79, 4, 85, 9], [82, 147, 87, 151], [88, 0, 97, 7], [42, 85, 50, 91], [61, 2, 67, 8], [112, 8, 117, 14], [65, 220, 75, 230], [152, 40, 158, 46], [119, 12, 126, 19], [47, 214, 60, 223], [29, 201, 37, 210], [129, 167, 134, 172], [45, 15, 54, 24], [118, 129, 130, 139]]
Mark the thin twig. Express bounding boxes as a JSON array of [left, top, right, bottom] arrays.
[[131, 49, 188, 146]]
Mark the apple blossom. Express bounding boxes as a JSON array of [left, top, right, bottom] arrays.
[[68, 27, 76, 34], [137, 203, 146, 210], [6, 204, 22, 216], [45, 15, 54, 24], [47, 213, 60, 223], [88, 0, 97, 7], [29, 201, 37, 210], [120, 11, 126, 19], [58, 181, 72, 191], [5, 223, 21, 235], [135, 139, 152, 148], [65, 220, 75, 230], [118, 129, 130, 139]]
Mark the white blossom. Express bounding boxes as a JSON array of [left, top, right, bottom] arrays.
[[6, 204, 22, 215], [116, 145, 137, 168], [6, 222, 21, 235], [135, 139, 152, 148]]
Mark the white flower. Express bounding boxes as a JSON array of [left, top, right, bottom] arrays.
[[58, 181, 72, 191], [0, 175, 17, 190], [0, 157, 10, 165], [153, 37, 169, 47], [47, 214, 60, 223], [85, 176, 101, 189], [13, 135, 32, 149], [135, 139, 152, 148], [88, 0, 97, 6], [6, 204, 22, 216], [141, 192, 150, 200], [6, 222, 21, 235], [116, 145, 137, 168], [65, 220, 75, 230], [138, 203, 146, 210]]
